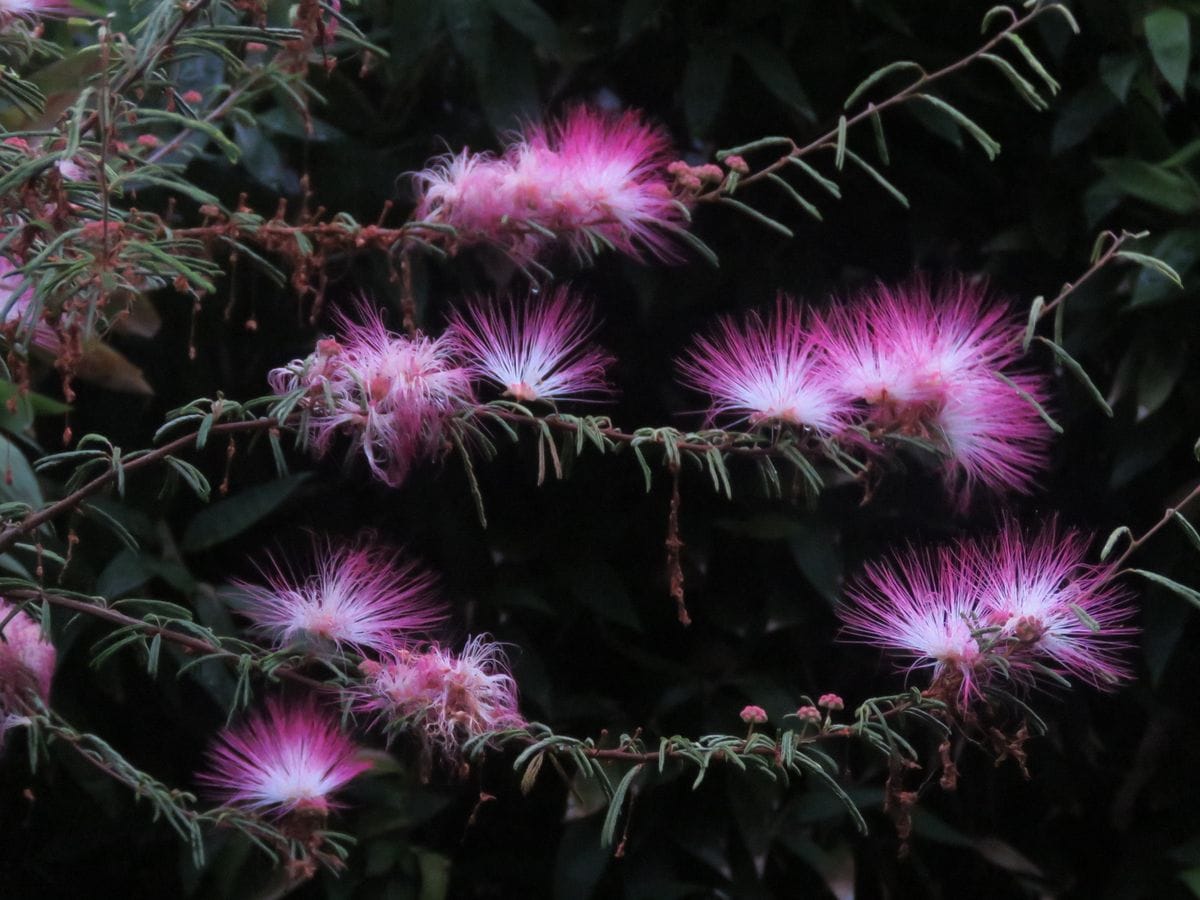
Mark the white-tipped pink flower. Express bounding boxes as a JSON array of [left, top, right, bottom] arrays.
[[974, 521, 1135, 689], [268, 304, 474, 487], [232, 536, 446, 656], [677, 297, 845, 433], [447, 287, 613, 404], [198, 699, 369, 817], [812, 279, 1053, 498], [0, 0, 78, 20], [839, 544, 988, 704], [354, 636, 522, 755], [413, 106, 689, 264]]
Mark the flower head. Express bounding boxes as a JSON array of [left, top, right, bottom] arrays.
[[268, 303, 474, 487], [232, 536, 446, 656], [677, 296, 845, 432], [198, 699, 369, 817], [739, 704, 767, 724], [353, 636, 522, 755], [0, 600, 55, 739], [812, 278, 1053, 498], [817, 693, 844, 711], [838, 544, 988, 703], [795, 705, 822, 724], [413, 106, 689, 264], [447, 287, 613, 404], [974, 521, 1135, 688]]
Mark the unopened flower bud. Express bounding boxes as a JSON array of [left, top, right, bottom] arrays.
[[739, 704, 767, 725], [724, 154, 750, 175], [818, 693, 844, 711], [796, 705, 822, 724]]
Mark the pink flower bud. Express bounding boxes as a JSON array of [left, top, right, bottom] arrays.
[[135, 134, 160, 149], [739, 704, 768, 724], [245, 41, 268, 54], [181, 90, 203, 104], [817, 693, 844, 711], [796, 705, 821, 724], [724, 154, 750, 174]]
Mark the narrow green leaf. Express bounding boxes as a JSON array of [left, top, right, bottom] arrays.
[[1100, 526, 1131, 560], [785, 156, 841, 198], [1173, 511, 1200, 554], [835, 115, 847, 170], [843, 148, 909, 207], [843, 60, 923, 109], [766, 173, 821, 220], [869, 106, 889, 165], [1003, 33, 1061, 95], [1033, 336, 1113, 417], [718, 197, 794, 238], [601, 764, 642, 847], [981, 52, 1047, 109], [1023, 296, 1044, 350], [994, 370, 1063, 433], [1128, 568, 1200, 611], [915, 94, 1001, 159], [1115, 250, 1183, 288]]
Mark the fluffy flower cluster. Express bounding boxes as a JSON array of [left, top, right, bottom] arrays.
[[446, 286, 613, 404], [269, 305, 475, 487], [678, 280, 1054, 499], [838, 521, 1135, 705], [231, 535, 445, 656], [413, 106, 689, 264], [0, 600, 56, 740], [199, 699, 369, 817], [353, 636, 523, 756], [271, 293, 613, 486]]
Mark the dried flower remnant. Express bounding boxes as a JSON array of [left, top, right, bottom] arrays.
[[838, 544, 988, 705], [447, 287, 613, 404], [354, 636, 522, 756], [413, 106, 690, 264], [232, 536, 447, 656], [974, 521, 1135, 689], [677, 296, 845, 433], [198, 698, 369, 817], [268, 304, 474, 487], [812, 279, 1053, 498]]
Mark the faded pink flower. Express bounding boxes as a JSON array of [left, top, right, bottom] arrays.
[[0, 0, 77, 19], [0, 257, 57, 357], [739, 704, 767, 724], [838, 543, 988, 704], [446, 287, 613, 404], [812, 278, 1053, 499], [268, 303, 474, 487], [973, 520, 1135, 689], [0, 600, 55, 739], [198, 698, 369, 817], [232, 535, 446, 656], [413, 106, 689, 264], [353, 636, 522, 755], [677, 296, 845, 433]]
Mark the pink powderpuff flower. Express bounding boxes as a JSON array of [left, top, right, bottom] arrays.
[[0, 258, 58, 358], [268, 303, 475, 487], [838, 544, 988, 704], [973, 520, 1135, 689], [231, 536, 446, 657], [817, 693, 844, 711], [795, 705, 822, 724], [812, 278, 1053, 498], [413, 106, 688, 264], [446, 286, 613, 404], [0, 600, 55, 740], [677, 296, 845, 433], [0, 0, 78, 20], [354, 636, 522, 755], [198, 698, 370, 817]]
